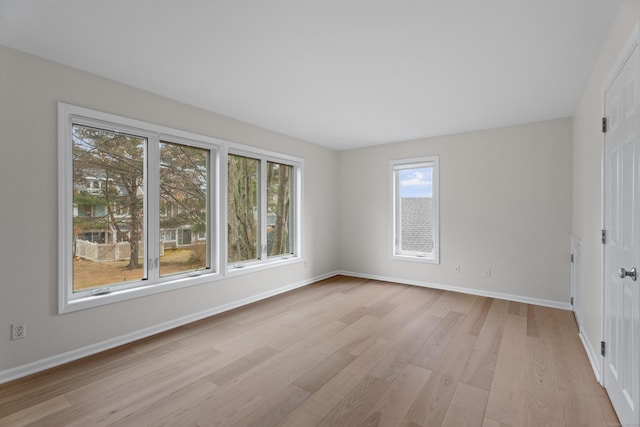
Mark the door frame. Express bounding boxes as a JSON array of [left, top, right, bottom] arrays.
[[571, 234, 583, 330], [601, 18, 640, 393]]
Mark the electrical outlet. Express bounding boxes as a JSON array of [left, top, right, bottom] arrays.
[[11, 322, 26, 340], [483, 268, 492, 278], [454, 265, 461, 274]]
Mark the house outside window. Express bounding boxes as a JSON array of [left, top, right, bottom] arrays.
[[391, 156, 439, 263]]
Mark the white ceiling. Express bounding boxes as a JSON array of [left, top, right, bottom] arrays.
[[0, 1, 623, 150]]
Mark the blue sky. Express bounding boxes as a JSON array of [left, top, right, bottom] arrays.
[[399, 167, 432, 198]]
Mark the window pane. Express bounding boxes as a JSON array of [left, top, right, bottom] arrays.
[[228, 154, 259, 263], [398, 166, 433, 252], [159, 141, 209, 276], [267, 162, 293, 257], [72, 125, 145, 291]]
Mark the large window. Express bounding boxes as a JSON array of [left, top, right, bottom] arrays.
[[59, 103, 303, 313], [227, 152, 298, 269], [391, 156, 439, 263], [59, 104, 219, 312]]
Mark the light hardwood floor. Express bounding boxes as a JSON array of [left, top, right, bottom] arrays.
[[0, 276, 620, 426]]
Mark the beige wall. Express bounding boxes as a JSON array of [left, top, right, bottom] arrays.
[[338, 118, 573, 305], [0, 45, 339, 374], [572, 1, 640, 373]]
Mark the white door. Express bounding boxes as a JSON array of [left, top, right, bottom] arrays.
[[571, 235, 583, 330], [603, 36, 640, 427]]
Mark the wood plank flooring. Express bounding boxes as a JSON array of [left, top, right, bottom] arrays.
[[0, 276, 620, 426]]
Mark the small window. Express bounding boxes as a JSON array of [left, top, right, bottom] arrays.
[[391, 156, 439, 263]]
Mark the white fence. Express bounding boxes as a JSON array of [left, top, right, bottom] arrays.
[[75, 239, 164, 262]]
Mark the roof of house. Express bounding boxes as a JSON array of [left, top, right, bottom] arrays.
[[400, 197, 433, 252]]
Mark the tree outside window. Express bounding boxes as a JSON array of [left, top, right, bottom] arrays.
[[227, 154, 295, 266]]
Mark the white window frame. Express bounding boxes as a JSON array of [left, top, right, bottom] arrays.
[[224, 144, 303, 275], [390, 156, 439, 264], [58, 103, 222, 313]]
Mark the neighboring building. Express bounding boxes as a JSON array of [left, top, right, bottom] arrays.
[[400, 197, 433, 252], [74, 173, 204, 253]]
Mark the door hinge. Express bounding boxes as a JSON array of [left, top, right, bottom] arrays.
[[570, 253, 574, 263], [571, 296, 574, 305], [601, 341, 606, 357], [601, 229, 607, 244], [602, 117, 608, 133]]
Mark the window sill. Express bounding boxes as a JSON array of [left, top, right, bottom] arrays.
[[225, 256, 303, 276], [60, 272, 222, 314], [391, 254, 439, 264], [60, 256, 303, 313]]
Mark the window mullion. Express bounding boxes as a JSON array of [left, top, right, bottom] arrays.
[[220, 149, 228, 272], [292, 165, 300, 256], [260, 158, 268, 261], [394, 169, 401, 254], [208, 148, 216, 273], [146, 135, 160, 281]]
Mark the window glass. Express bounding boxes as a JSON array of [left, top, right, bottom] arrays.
[[159, 141, 209, 276], [228, 154, 259, 263], [72, 124, 145, 291], [398, 166, 433, 253], [267, 161, 293, 257]]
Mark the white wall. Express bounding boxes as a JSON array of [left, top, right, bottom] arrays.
[[5, 3, 628, 378], [338, 118, 573, 306], [0, 45, 339, 376], [572, 1, 640, 373]]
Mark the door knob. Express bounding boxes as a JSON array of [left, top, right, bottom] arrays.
[[618, 267, 637, 281]]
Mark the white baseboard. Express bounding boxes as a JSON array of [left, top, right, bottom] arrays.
[[337, 270, 572, 310], [579, 329, 603, 385], [0, 271, 338, 385]]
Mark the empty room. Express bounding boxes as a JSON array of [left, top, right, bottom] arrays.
[[0, 1, 638, 426]]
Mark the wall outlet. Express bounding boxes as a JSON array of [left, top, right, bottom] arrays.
[[483, 268, 492, 278], [454, 265, 461, 274], [11, 322, 26, 340]]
